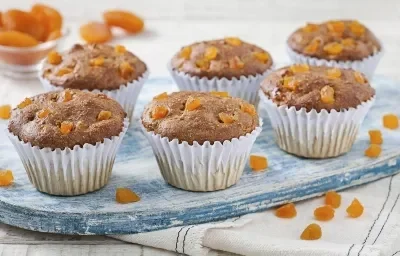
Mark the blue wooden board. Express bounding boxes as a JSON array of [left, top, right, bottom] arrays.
[[0, 75, 399, 235]]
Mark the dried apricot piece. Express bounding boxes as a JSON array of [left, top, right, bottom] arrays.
[[326, 68, 342, 79], [152, 106, 168, 120], [97, 110, 112, 121], [219, 112, 237, 124], [300, 223, 322, 240], [185, 97, 201, 111], [204, 46, 219, 61], [179, 46, 192, 60], [90, 56, 105, 67], [0, 105, 11, 119], [304, 38, 321, 55], [2, 9, 45, 41], [56, 68, 72, 76], [302, 23, 319, 33], [80, 22, 112, 44], [114, 45, 126, 54], [289, 64, 309, 73], [320, 86, 335, 104], [325, 191, 341, 208], [47, 51, 62, 65], [275, 203, 297, 218], [60, 121, 73, 135], [225, 37, 242, 46], [228, 56, 245, 69], [342, 38, 355, 47], [349, 21, 365, 37], [195, 59, 210, 70], [76, 121, 89, 130], [365, 144, 382, 158], [31, 4, 63, 37], [0, 170, 14, 186], [103, 10, 144, 33], [354, 71, 366, 84], [37, 108, 51, 118], [0, 31, 39, 47], [282, 76, 299, 91], [154, 92, 168, 100], [116, 188, 140, 204], [240, 103, 256, 116], [346, 198, 364, 218], [211, 91, 229, 97], [369, 130, 383, 145], [323, 42, 343, 55], [63, 90, 73, 102], [18, 98, 32, 109], [119, 62, 134, 79], [327, 21, 345, 36], [253, 52, 269, 63], [46, 29, 62, 41], [314, 205, 335, 221], [383, 114, 399, 129], [249, 155, 268, 171]]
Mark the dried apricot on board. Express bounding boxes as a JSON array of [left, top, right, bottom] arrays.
[[80, 22, 112, 43], [325, 191, 341, 208], [365, 144, 382, 158], [2, 10, 45, 41], [31, 3, 63, 38], [369, 130, 383, 145], [0, 31, 39, 47], [0, 105, 11, 119], [116, 188, 140, 204], [0, 170, 14, 186], [300, 223, 322, 240], [103, 10, 144, 33], [383, 114, 399, 129], [314, 205, 335, 221], [275, 203, 297, 218], [346, 198, 364, 218], [46, 29, 62, 41], [249, 155, 268, 171]]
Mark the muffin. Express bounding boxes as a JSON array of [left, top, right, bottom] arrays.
[[169, 38, 274, 105], [39, 43, 149, 124], [7, 90, 128, 195], [259, 64, 375, 158], [141, 91, 262, 191], [287, 20, 383, 78]]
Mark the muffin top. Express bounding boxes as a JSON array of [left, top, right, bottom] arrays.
[[261, 64, 375, 112], [141, 91, 259, 144], [287, 20, 381, 61], [42, 44, 147, 90], [8, 90, 126, 149], [170, 38, 273, 79]]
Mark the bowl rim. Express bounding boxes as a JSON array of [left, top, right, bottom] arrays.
[[0, 27, 70, 53]]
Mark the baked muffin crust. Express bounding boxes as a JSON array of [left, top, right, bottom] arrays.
[[171, 38, 273, 79], [42, 44, 147, 90], [142, 91, 259, 144], [261, 65, 375, 112], [287, 20, 381, 61], [9, 90, 126, 149]]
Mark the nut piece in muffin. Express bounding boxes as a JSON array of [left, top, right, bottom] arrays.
[[42, 43, 147, 90], [142, 91, 259, 145], [9, 89, 126, 149], [287, 20, 381, 61], [171, 38, 273, 79], [261, 64, 375, 112]]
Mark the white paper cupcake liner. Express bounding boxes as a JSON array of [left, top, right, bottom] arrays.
[[6, 119, 129, 196], [286, 45, 383, 79], [259, 91, 375, 158], [168, 64, 274, 105], [142, 120, 263, 191], [39, 70, 149, 125]]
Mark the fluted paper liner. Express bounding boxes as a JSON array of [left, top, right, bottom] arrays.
[[259, 91, 375, 158], [286, 45, 383, 79], [142, 120, 263, 191], [168, 64, 274, 105], [7, 119, 129, 196], [39, 70, 149, 125]]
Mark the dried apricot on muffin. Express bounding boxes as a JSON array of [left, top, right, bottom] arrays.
[[103, 10, 144, 33]]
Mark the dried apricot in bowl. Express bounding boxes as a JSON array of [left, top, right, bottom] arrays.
[[103, 10, 144, 33], [80, 22, 112, 43], [31, 3, 63, 38], [0, 31, 39, 47], [2, 9, 45, 41]]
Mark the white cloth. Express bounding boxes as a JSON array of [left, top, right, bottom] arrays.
[[111, 173, 400, 256]]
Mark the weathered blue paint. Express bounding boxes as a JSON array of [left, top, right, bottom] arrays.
[[0, 76, 399, 235]]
